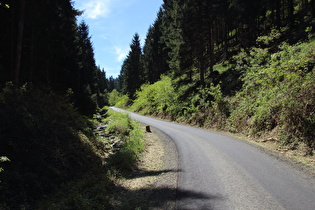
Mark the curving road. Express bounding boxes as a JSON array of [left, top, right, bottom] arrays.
[[111, 107, 315, 210]]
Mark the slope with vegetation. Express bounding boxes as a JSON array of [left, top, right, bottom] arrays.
[[38, 108, 145, 209], [0, 0, 145, 209], [111, 0, 315, 157]]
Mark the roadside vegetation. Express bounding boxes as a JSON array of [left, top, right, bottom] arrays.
[[38, 108, 145, 209], [113, 36, 315, 161]]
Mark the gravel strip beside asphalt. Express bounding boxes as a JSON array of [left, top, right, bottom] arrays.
[[109, 125, 179, 209]]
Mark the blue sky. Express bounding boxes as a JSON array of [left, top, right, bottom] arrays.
[[73, 0, 164, 78]]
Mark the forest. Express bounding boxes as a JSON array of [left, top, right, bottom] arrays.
[[114, 0, 315, 153], [0, 0, 112, 208], [0, 0, 315, 209]]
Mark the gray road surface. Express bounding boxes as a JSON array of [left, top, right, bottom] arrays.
[[111, 107, 315, 210]]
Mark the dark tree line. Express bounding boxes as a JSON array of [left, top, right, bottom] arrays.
[[118, 0, 315, 100], [0, 1, 110, 208], [0, 0, 108, 115]]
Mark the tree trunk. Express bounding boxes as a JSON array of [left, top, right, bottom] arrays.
[[312, 0, 315, 17], [10, 1, 15, 81], [14, 0, 26, 86], [199, 54, 205, 87], [29, 25, 35, 82], [275, 0, 281, 28], [302, 0, 308, 10], [209, 26, 214, 77], [287, 0, 294, 26]]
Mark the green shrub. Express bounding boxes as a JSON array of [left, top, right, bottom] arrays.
[[130, 75, 175, 115], [38, 108, 145, 209], [115, 94, 131, 108], [228, 39, 315, 150], [108, 89, 121, 106], [105, 110, 144, 171], [105, 109, 132, 136]]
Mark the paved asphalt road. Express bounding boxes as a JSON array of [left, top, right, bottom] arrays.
[[111, 107, 315, 210]]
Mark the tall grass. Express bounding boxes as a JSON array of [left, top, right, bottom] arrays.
[[105, 109, 145, 171]]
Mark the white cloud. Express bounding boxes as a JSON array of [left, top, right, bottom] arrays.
[[115, 47, 129, 62], [81, 0, 111, 19]]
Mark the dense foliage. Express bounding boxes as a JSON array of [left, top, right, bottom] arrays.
[[119, 37, 315, 153], [130, 75, 175, 116], [118, 0, 315, 99], [228, 39, 315, 152]]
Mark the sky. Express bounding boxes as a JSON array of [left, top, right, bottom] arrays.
[[73, 0, 164, 78]]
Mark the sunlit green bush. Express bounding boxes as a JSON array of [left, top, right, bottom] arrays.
[[115, 94, 130, 108], [131, 75, 175, 115], [108, 89, 121, 106], [228, 39, 315, 150]]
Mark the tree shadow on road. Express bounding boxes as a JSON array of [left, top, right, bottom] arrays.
[[124, 169, 179, 179], [109, 169, 223, 210]]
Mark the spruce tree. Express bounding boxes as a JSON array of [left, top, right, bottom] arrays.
[[120, 33, 144, 99], [143, 8, 170, 84]]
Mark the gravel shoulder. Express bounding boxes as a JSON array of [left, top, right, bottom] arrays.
[[109, 125, 178, 209]]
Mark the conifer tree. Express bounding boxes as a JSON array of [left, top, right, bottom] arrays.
[[119, 33, 144, 99], [76, 22, 108, 114], [143, 8, 170, 84], [77, 21, 97, 90]]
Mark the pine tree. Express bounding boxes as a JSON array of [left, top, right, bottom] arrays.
[[77, 21, 97, 89], [143, 8, 170, 84], [108, 76, 116, 92], [119, 33, 144, 99], [76, 21, 109, 114]]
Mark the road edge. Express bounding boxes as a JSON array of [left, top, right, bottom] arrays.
[[148, 126, 179, 210]]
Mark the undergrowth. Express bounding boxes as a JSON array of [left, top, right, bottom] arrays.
[[228, 39, 315, 152]]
